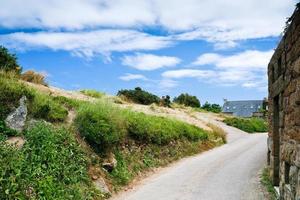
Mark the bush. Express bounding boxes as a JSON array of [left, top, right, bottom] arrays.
[[80, 89, 105, 98], [0, 122, 98, 199], [159, 95, 171, 107], [0, 46, 21, 74], [75, 101, 127, 153], [21, 70, 48, 86], [117, 87, 160, 105], [0, 120, 17, 137], [201, 102, 222, 113], [223, 117, 268, 133], [173, 93, 200, 108]]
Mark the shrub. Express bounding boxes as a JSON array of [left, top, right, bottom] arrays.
[[0, 122, 98, 199], [21, 70, 48, 86], [117, 87, 160, 105], [0, 120, 17, 137], [223, 117, 268, 133], [201, 102, 222, 113], [80, 89, 105, 98], [75, 101, 127, 153], [0, 46, 21, 74], [30, 92, 68, 122], [173, 93, 200, 108], [159, 95, 171, 107]]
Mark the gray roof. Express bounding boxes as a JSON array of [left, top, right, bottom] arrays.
[[222, 100, 264, 117]]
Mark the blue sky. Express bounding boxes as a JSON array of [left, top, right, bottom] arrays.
[[0, 0, 297, 104]]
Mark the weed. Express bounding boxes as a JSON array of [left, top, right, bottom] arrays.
[[261, 168, 277, 200]]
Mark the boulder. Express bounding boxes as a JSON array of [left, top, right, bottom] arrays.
[[5, 96, 27, 132], [6, 136, 25, 149]]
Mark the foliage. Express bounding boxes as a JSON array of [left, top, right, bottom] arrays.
[[201, 102, 222, 113], [173, 93, 201, 108], [223, 117, 268, 133], [30, 92, 68, 122], [117, 87, 160, 105], [261, 168, 277, 200], [207, 123, 227, 144], [75, 101, 128, 153], [80, 89, 105, 98], [0, 122, 100, 199], [0, 46, 21, 74], [0, 120, 17, 137], [21, 70, 48, 86], [159, 95, 171, 107]]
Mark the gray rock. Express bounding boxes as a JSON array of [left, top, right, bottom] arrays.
[[5, 96, 27, 132], [93, 177, 111, 195], [102, 153, 117, 172]]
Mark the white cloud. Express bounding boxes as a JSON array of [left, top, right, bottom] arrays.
[[119, 73, 147, 81], [121, 53, 181, 71], [0, 0, 295, 46], [162, 69, 215, 79], [163, 49, 272, 89], [193, 50, 274, 70], [159, 79, 178, 89], [0, 30, 172, 58]]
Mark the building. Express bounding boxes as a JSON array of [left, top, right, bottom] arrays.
[[222, 100, 266, 117], [267, 4, 300, 200]]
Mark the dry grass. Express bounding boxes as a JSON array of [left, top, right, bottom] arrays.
[[208, 123, 227, 143], [21, 70, 48, 86]]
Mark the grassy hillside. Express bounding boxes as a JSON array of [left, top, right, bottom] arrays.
[[0, 72, 226, 199]]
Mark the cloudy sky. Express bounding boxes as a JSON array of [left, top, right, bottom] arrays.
[[0, 0, 297, 104]]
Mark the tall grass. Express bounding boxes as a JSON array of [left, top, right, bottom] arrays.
[[223, 117, 268, 133], [75, 100, 209, 152], [80, 89, 105, 98]]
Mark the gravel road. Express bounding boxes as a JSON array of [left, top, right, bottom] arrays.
[[112, 116, 268, 200]]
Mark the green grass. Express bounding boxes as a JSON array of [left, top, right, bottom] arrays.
[[223, 117, 268, 133], [80, 89, 105, 98], [261, 168, 277, 200], [0, 122, 101, 200], [0, 74, 68, 122], [75, 100, 209, 153]]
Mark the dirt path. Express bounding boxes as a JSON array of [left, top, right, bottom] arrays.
[[111, 117, 268, 200]]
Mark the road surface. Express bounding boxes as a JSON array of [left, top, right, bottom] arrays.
[[112, 114, 268, 200]]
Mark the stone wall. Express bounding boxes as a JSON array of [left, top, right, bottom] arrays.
[[268, 4, 300, 200]]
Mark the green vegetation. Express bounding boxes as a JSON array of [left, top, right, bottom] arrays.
[[223, 117, 268, 133], [80, 89, 105, 98], [261, 168, 277, 200], [0, 122, 100, 200], [75, 100, 209, 152], [173, 93, 200, 108], [201, 102, 222, 113], [21, 70, 48, 86], [159, 95, 171, 107], [0, 73, 68, 122], [0, 46, 21, 74], [117, 87, 160, 105]]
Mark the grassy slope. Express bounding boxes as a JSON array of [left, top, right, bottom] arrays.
[[0, 74, 226, 198]]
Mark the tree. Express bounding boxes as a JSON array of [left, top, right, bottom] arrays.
[[201, 101, 222, 113], [0, 46, 21, 74], [173, 93, 200, 108], [117, 87, 160, 105], [160, 95, 171, 107]]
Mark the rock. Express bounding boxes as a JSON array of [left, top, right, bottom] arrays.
[[93, 177, 111, 195], [5, 96, 27, 132], [102, 153, 117, 172], [5, 136, 25, 149]]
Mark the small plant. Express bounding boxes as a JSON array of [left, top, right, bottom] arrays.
[[0, 120, 17, 137], [223, 117, 268, 133], [173, 93, 200, 108], [261, 168, 277, 200], [21, 70, 48, 86], [80, 89, 105, 98], [117, 87, 160, 105]]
